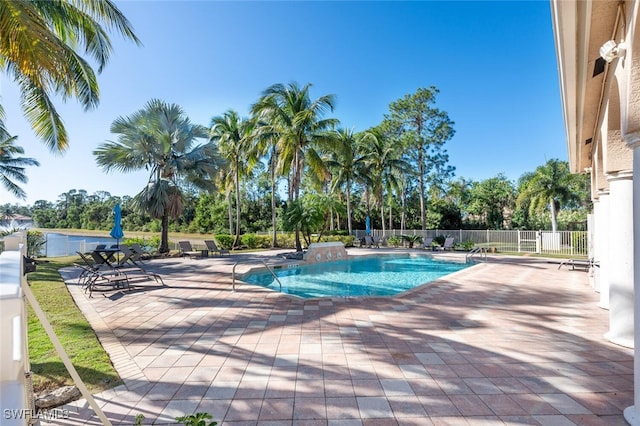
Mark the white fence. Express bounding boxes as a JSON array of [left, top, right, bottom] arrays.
[[31, 229, 590, 258], [356, 229, 590, 257]]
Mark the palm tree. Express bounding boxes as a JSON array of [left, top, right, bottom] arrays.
[[209, 110, 254, 248], [324, 128, 374, 235], [359, 127, 408, 236], [0, 121, 40, 199], [94, 99, 221, 253], [517, 159, 579, 232], [251, 82, 338, 251], [0, 0, 140, 152]]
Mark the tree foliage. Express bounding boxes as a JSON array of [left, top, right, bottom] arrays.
[[94, 99, 222, 252], [0, 0, 140, 151]]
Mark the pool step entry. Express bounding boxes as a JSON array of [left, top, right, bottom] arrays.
[[303, 242, 348, 264]]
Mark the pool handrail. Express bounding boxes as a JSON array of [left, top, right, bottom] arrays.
[[232, 261, 284, 293], [261, 261, 283, 292]]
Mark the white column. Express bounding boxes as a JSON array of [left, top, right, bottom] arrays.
[[591, 198, 601, 292], [624, 147, 640, 425], [597, 191, 610, 306], [605, 171, 634, 348]]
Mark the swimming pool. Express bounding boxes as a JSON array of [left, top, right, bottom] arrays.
[[242, 255, 471, 298]]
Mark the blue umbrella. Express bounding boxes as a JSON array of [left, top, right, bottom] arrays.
[[110, 204, 124, 247], [365, 216, 371, 236]]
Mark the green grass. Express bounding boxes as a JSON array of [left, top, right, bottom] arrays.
[[27, 256, 121, 393]]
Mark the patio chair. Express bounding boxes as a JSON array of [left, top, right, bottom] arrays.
[[179, 241, 204, 258], [130, 243, 153, 260], [442, 237, 455, 250], [421, 237, 434, 250], [118, 245, 144, 266], [205, 239, 230, 256], [73, 257, 130, 297], [371, 235, 380, 248]]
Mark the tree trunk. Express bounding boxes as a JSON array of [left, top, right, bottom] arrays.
[[294, 149, 303, 252], [388, 196, 393, 230], [550, 199, 558, 232], [379, 187, 386, 235], [227, 190, 233, 236], [270, 146, 278, 248], [346, 179, 352, 234], [233, 168, 241, 248], [401, 184, 407, 232], [159, 214, 170, 253], [418, 146, 427, 230]]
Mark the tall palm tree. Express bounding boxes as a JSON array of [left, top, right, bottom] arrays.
[[517, 159, 579, 232], [0, 0, 140, 152], [251, 82, 338, 251], [324, 128, 374, 235], [94, 99, 221, 253], [209, 110, 254, 248], [359, 127, 408, 236], [0, 121, 39, 199]]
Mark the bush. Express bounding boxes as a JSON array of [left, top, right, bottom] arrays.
[[318, 235, 355, 247], [214, 234, 233, 250], [456, 239, 475, 250], [401, 234, 423, 248], [240, 234, 258, 249], [123, 236, 161, 252], [387, 235, 402, 247], [434, 234, 447, 247], [27, 230, 46, 257]]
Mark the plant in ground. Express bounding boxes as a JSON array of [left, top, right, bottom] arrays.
[[176, 413, 217, 426], [401, 234, 423, 248], [387, 235, 402, 247]]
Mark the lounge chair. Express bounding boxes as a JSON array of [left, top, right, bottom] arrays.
[[179, 241, 204, 258], [558, 258, 596, 271], [205, 239, 230, 256], [442, 237, 455, 250], [118, 245, 144, 266], [421, 237, 434, 249], [74, 253, 130, 297], [371, 235, 380, 248], [130, 243, 153, 260]]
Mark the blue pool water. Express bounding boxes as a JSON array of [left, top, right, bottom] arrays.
[[242, 255, 471, 298]]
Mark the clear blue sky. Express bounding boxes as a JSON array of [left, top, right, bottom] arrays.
[[0, 0, 566, 206]]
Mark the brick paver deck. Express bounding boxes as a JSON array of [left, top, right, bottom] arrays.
[[43, 250, 633, 425]]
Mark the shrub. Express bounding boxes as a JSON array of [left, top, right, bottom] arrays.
[[456, 239, 475, 250], [214, 234, 233, 250], [27, 230, 46, 257], [240, 233, 258, 249], [123, 236, 161, 252], [434, 234, 447, 247], [387, 235, 402, 247], [401, 234, 423, 248]]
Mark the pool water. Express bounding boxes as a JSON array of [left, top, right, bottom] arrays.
[[242, 255, 471, 298]]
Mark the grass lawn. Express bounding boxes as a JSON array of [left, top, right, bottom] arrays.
[[26, 256, 121, 393]]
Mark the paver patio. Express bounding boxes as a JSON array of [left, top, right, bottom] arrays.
[[42, 249, 633, 425]]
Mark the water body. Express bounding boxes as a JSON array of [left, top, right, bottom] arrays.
[[43, 233, 120, 257]]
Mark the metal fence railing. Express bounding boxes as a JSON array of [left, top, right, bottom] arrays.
[[355, 229, 590, 257], [32, 229, 590, 258]]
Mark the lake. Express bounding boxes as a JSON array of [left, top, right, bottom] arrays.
[[43, 233, 121, 257]]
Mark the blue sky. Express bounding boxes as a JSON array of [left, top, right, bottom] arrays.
[[1, 1, 566, 206]]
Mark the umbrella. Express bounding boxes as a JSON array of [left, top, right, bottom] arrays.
[[110, 204, 124, 260], [365, 216, 371, 236]]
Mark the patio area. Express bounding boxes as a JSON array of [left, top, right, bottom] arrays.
[[43, 249, 633, 425]]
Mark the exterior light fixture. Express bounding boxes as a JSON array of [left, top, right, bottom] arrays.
[[600, 40, 625, 63]]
